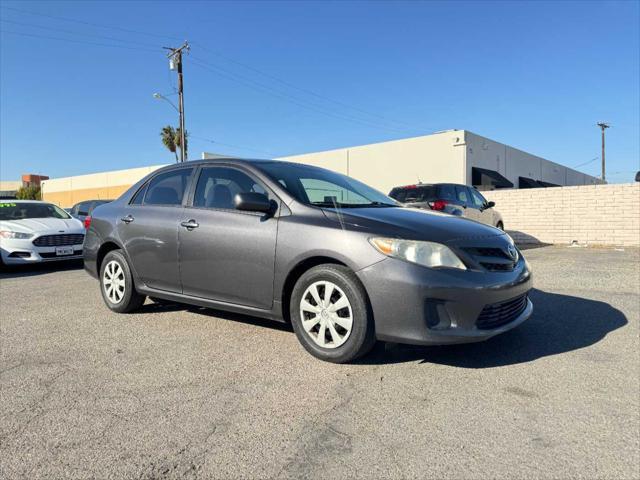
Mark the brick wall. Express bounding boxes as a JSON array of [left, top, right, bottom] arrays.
[[483, 183, 640, 246]]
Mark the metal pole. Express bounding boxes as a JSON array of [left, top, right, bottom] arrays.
[[164, 42, 189, 162], [597, 122, 610, 182], [177, 50, 186, 162]]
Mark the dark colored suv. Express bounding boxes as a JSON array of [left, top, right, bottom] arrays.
[[70, 200, 113, 228], [389, 183, 504, 229], [84, 159, 532, 363]]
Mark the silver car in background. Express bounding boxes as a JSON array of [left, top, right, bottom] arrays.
[[389, 183, 504, 229]]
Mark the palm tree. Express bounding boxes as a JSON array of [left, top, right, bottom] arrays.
[[160, 125, 188, 162], [160, 125, 178, 162]]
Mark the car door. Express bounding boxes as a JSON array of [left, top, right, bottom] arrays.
[[469, 188, 494, 226], [454, 185, 478, 221], [117, 167, 194, 293], [178, 166, 278, 309]]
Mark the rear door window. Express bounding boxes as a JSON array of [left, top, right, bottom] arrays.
[[454, 186, 470, 206], [144, 168, 193, 206], [436, 185, 456, 202]]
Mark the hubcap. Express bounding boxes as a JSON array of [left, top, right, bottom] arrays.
[[300, 281, 353, 349], [103, 260, 126, 304]]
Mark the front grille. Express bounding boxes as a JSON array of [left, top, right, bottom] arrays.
[[463, 246, 518, 272], [33, 234, 84, 247], [476, 294, 528, 330]]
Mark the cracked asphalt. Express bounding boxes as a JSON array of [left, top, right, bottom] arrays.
[[1, 246, 638, 479]]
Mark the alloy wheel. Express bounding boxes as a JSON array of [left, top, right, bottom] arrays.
[[299, 281, 353, 348]]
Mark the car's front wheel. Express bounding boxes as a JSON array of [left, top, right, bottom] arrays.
[[290, 264, 375, 363], [100, 250, 145, 313]]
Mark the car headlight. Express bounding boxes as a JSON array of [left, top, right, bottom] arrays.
[[369, 237, 467, 270], [0, 230, 34, 239]]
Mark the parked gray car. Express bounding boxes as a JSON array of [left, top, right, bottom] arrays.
[[389, 183, 504, 229], [84, 159, 532, 363]]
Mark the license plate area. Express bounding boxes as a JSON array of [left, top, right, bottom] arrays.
[[55, 246, 75, 256]]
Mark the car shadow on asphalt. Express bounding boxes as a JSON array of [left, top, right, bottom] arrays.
[[357, 288, 628, 368], [0, 260, 84, 279]]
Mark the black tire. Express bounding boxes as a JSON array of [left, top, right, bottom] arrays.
[[99, 250, 145, 313], [496, 221, 504, 230], [290, 264, 375, 363]]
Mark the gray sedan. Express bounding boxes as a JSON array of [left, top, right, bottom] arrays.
[[83, 159, 532, 363]]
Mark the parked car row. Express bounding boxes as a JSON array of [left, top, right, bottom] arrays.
[[1, 162, 531, 363]]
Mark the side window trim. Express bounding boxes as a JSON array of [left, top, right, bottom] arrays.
[[128, 182, 149, 206]]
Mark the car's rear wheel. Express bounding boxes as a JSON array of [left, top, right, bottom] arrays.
[[100, 250, 145, 313], [497, 221, 504, 230], [290, 264, 375, 363]]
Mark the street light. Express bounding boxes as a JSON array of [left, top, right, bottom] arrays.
[[152, 92, 179, 113]]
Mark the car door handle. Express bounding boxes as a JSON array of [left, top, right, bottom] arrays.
[[121, 215, 135, 224], [180, 219, 199, 230]]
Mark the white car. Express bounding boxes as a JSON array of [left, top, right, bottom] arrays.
[[0, 200, 85, 265]]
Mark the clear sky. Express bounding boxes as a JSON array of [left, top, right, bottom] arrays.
[[1, 0, 638, 183]]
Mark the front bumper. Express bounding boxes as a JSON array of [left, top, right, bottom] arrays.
[[0, 239, 83, 264], [357, 255, 533, 346]]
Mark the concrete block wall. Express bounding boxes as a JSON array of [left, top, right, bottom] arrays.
[[483, 183, 640, 246]]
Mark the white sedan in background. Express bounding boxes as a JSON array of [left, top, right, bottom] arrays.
[[0, 200, 85, 265]]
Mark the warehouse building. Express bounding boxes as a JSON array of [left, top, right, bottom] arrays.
[[41, 130, 602, 207], [278, 130, 603, 194]]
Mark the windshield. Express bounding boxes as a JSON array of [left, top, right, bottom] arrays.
[[0, 202, 71, 221], [255, 162, 398, 208]]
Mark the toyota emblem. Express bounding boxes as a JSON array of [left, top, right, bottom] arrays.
[[507, 244, 518, 260]]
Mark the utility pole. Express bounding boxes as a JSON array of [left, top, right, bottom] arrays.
[[597, 122, 610, 182], [164, 42, 190, 162]]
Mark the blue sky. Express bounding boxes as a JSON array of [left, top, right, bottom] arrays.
[[1, 0, 638, 183]]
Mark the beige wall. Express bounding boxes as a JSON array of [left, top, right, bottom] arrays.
[[483, 183, 640, 246], [279, 131, 467, 194], [0, 181, 22, 191], [41, 165, 166, 208]]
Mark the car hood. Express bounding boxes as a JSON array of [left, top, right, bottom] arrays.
[[322, 206, 504, 243], [0, 217, 84, 234]]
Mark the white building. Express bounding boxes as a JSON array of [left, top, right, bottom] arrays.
[[278, 130, 603, 193]]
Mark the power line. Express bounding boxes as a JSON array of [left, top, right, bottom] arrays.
[[191, 41, 428, 133], [573, 156, 599, 169], [0, 30, 158, 52], [190, 134, 277, 157], [190, 56, 418, 135], [0, 5, 182, 41], [2, 5, 430, 135], [0, 18, 161, 49]]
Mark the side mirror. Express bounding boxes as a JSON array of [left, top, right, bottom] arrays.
[[234, 192, 272, 213], [485, 201, 495, 209]]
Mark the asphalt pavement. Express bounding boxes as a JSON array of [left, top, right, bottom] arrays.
[[1, 246, 638, 479]]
